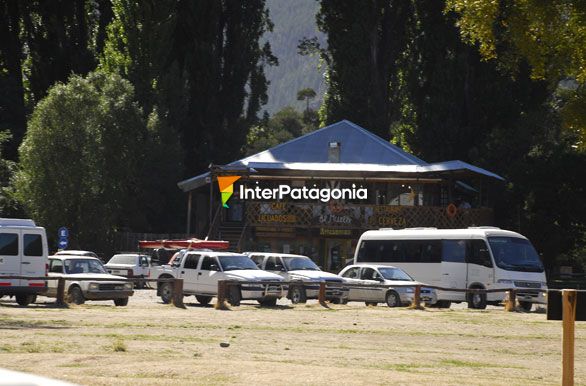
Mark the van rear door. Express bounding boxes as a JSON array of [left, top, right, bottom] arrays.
[[20, 229, 47, 289], [0, 230, 20, 288]]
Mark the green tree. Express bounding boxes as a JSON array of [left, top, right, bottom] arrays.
[[101, 0, 277, 176], [15, 72, 156, 252], [297, 87, 317, 114], [446, 0, 586, 150], [301, 0, 413, 139]]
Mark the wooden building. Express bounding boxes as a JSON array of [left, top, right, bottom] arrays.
[[178, 120, 503, 271]]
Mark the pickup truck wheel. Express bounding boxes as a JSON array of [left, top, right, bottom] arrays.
[[289, 286, 307, 304], [159, 282, 173, 304], [68, 286, 85, 305], [196, 295, 212, 305], [114, 298, 129, 306], [519, 301, 532, 312], [258, 298, 277, 307], [228, 286, 241, 307], [15, 294, 36, 306], [467, 289, 487, 309]]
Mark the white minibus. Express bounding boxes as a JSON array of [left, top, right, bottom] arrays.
[[0, 218, 48, 306], [353, 227, 547, 310]]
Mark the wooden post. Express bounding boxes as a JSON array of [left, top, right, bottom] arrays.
[[562, 289, 577, 386], [505, 289, 516, 312], [56, 277, 66, 306], [318, 281, 327, 306], [215, 280, 230, 310], [409, 285, 424, 310], [172, 278, 185, 308]]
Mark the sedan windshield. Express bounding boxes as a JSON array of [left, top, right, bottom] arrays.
[[282, 256, 320, 271], [64, 259, 107, 274], [108, 255, 137, 265], [378, 267, 413, 281], [488, 237, 544, 272], [219, 255, 259, 271]]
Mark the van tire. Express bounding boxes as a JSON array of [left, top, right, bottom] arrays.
[[196, 295, 212, 305], [68, 286, 85, 305], [385, 291, 401, 308], [159, 282, 173, 304], [289, 286, 307, 304], [228, 285, 241, 307], [467, 288, 487, 309], [15, 294, 36, 306], [114, 298, 129, 306]]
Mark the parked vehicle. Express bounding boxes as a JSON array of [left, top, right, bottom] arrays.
[[354, 227, 547, 310], [46, 255, 133, 306], [245, 252, 349, 304], [339, 264, 437, 307], [0, 218, 48, 306], [151, 251, 286, 306], [105, 253, 154, 288]]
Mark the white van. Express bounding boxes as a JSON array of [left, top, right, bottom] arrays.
[[0, 218, 48, 306], [354, 227, 547, 310]]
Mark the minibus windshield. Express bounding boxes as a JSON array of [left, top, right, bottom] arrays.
[[487, 237, 544, 272]]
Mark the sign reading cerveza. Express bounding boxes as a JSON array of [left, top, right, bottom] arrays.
[[217, 175, 368, 207]]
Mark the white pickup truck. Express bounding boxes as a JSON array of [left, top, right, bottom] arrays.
[[151, 251, 286, 306], [104, 253, 154, 288], [245, 252, 349, 304]]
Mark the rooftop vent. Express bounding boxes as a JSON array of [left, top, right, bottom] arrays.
[[328, 141, 340, 162]]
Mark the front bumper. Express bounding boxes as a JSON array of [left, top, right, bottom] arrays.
[[401, 289, 437, 305], [85, 289, 134, 300], [240, 284, 286, 300], [515, 289, 547, 304], [304, 284, 349, 300]]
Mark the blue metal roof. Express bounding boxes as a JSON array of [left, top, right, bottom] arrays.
[[178, 120, 503, 191], [233, 120, 427, 166]]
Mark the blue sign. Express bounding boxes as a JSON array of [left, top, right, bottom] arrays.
[[58, 238, 68, 250], [58, 227, 69, 239]]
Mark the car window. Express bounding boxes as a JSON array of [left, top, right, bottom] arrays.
[[342, 267, 360, 279], [251, 255, 264, 268], [49, 259, 63, 273], [265, 256, 277, 270], [200, 256, 217, 271], [360, 267, 378, 281], [0, 233, 18, 255], [64, 259, 106, 274], [23, 234, 43, 256], [183, 254, 199, 269]]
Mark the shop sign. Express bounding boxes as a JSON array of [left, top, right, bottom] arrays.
[[320, 228, 352, 236]]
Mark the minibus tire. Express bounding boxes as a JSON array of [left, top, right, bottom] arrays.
[[467, 290, 486, 309], [15, 294, 36, 306], [196, 295, 212, 305], [114, 298, 129, 306]]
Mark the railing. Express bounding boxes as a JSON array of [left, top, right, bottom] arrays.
[[244, 202, 493, 229]]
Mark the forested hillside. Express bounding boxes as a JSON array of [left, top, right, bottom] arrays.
[[263, 0, 325, 114]]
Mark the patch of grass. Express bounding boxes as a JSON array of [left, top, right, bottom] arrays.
[[111, 339, 127, 352], [440, 359, 526, 369], [21, 342, 41, 353]]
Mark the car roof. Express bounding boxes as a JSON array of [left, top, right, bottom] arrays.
[[184, 251, 245, 257], [49, 255, 101, 261], [244, 252, 310, 259], [343, 263, 399, 270], [55, 250, 97, 256]]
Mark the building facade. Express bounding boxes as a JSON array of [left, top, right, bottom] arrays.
[[178, 120, 503, 271]]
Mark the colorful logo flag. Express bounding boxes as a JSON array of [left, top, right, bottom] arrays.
[[217, 175, 241, 208]]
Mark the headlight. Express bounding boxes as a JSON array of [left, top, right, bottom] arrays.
[[497, 279, 514, 285], [123, 283, 133, 290], [89, 283, 99, 290]]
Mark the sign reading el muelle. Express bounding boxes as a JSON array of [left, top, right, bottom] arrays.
[[217, 175, 368, 208]]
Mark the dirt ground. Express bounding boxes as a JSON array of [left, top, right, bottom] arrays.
[[1, 290, 584, 386]]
